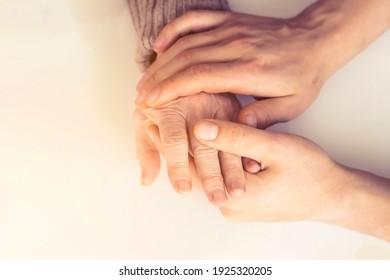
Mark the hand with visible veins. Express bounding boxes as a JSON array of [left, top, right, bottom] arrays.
[[136, 0, 390, 129], [193, 119, 390, 242], [134, 92, 246, 206]]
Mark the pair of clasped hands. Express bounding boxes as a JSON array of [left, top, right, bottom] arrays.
[[134, 7, 390, 240], [134, 9, 342, 222]]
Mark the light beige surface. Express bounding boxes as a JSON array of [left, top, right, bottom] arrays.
[[0, 0, 389, 259]]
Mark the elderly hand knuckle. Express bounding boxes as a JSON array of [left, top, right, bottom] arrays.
[[193, 145, 218, 160], [164, 133, 187, 149], [160, 76, 177, 90], [177, 36, 192, 48], [191, 65, 209, 81], [178, 50, 193, 65], [146, 74, 160, 89], [168, 161, 189, 171], [223, 163, 242, 174]]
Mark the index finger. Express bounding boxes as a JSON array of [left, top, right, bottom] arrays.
[[154, 10, 230, 52]]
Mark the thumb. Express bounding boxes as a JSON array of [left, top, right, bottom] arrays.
[[194, 119, 276, 164], [238, 96, 299, 129]]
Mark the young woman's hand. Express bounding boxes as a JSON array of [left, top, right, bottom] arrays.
[[193, 119, 390, 241], [137, 0, 390, 128]]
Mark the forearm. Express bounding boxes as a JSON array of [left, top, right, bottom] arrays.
[[320, 165, 390, 242], [292, 0, 390, 81]]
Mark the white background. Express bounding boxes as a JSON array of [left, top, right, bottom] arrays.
[[0, 0, 389, 259]]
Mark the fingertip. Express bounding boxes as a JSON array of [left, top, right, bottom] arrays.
[[141, 169, 154, 186], [176, 180, 192, 194], [243, 158, 262, 173], [153, 36, 164, 52], [244, 114, 257, 128], [211, 189, 228, 207], [227, 182, 246, 197]]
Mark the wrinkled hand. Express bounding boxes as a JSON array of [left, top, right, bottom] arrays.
[[136, 10, 329, 128], [134, 93, 245, 206], [193, 119, 341, 222]]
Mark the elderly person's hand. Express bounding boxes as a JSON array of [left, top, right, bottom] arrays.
[[193, 119, 390, 242], [136, 0, 390, 128], [135, 93, 245, 206]]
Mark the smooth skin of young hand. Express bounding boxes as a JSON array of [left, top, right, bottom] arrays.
[[193, 119, 390, 242], [134, 92, 245, 206], [136, 0, 390, 129]]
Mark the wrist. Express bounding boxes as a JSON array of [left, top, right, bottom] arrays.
[[288, 1, 347, 82], [290, 0, 390, 82], [317, 164, 390, 241]]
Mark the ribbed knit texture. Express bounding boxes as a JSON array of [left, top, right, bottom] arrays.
[[129, 0, 230, 71]]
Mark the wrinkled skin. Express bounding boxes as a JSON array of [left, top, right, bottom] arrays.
[[134, 93, 245, 206]]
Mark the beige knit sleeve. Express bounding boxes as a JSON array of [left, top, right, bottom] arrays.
[[128, 0, 230, 71]]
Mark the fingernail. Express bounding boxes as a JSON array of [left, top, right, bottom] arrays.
[[177, 180, 192, 193], [212, 189, 227, 206], [144, 88, 160, 105], [153, 36, 164, 50], [195, 121, 218, 141], [245, 114, 257, 128]]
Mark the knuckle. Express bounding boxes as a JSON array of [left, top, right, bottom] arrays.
[[146, 74, 160, 88], [167, 160, 189, 171], [220, 156, 243, 174], [192, 143, 211, 155], [192, 146, 223, 181], [163, 132, 188, 151], [176, 35, 192, 49], [192, 144, 217, 161], [201, 170, 222, 184], [177, 50, 193, 65], [160, 75, 177, 92], [190, 64, 209, 81], [223, 164, 243, 177]]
